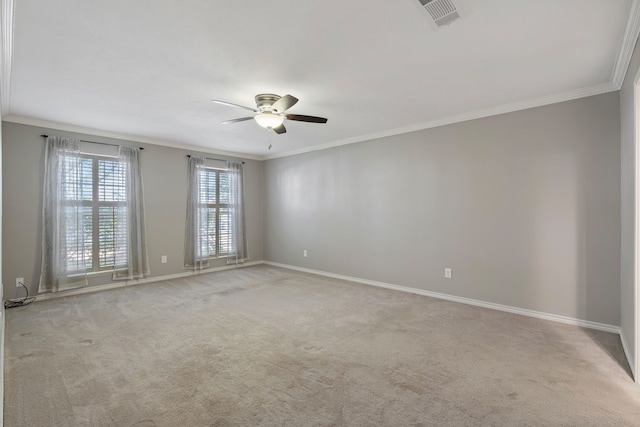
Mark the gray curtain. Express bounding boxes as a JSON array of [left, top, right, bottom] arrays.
[[184, 156, 211, 270], [39, 136, 88, 293], [225, 160, 248, 265], [112, 146, 150, 280]]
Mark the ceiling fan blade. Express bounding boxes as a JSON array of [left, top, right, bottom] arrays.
[[273, 124, 287, 134], [271, 95, 298, 113], [285, 114, 328, 124], [211, 100, 258, 113], [221, 117, 254, 124]]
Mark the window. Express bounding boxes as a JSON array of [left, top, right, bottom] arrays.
[[197, 168, 231, 257], [62, 154, 128, 273], [184, 156, 246, 270], [41, 136, 148, 292]]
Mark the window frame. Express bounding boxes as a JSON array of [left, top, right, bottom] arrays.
[[198, 166, 231, 259], [62, 152, 127, 274]]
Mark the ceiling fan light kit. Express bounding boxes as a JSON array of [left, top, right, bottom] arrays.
[[254, 112, 284, 129], [212, 93, 328, 135]]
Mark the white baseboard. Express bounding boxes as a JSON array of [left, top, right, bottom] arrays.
[[28, 259, 623, 335], [33, 260, 265, 302], [620, 331, 637, 382], [264, 261, 622, 335]]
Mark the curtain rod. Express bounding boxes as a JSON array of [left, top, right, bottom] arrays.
[[187, 154, 244, 164], [40, 134, 144, 150]]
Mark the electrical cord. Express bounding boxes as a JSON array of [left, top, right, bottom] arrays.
[[4, 281, 36, 309]]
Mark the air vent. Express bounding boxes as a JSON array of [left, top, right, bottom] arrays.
[[419, 0, 460, 27]]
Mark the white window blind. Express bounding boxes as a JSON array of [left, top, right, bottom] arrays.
[[198, 168, 231, 257], [61, 154, 128, 273]]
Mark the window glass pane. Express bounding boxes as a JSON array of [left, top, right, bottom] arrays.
[[199, 170, 217, 204], [197, 207, 217, 257], [65, 206, 93, 271], [98, 206, 116, 268], [99, 206, 127, 268], [207, 208, 217, 255], [99, 160, 127, 202], [82, 206, 93, 270], [219, 207, 230, 254], [113, 206, 129, 268], [219, 172, 230, 204], [62, 156, 92, 201]]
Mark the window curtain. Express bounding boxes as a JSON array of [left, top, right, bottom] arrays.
[[112, 146, 150, 280], [225, 160, 248, 265], [184, 156, 210, 270], [40, 136, 88, 293]]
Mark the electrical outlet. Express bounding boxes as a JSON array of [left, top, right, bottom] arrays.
[[15, 277, 24, 288], [161, 255, 167, 264], [444, 268, 452, 279], [303, 250, 308, 257]]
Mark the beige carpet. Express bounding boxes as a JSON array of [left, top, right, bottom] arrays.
[[4, 265, 640, 426]]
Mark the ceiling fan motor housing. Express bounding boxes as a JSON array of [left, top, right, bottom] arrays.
[[255, 94, 281, 111]]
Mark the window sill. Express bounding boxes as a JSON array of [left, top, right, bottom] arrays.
[[68, 268, 126, 279]]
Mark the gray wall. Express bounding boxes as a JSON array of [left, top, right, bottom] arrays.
[[0, 90, 4, 427], [264, 92, 621, 326], [1, 92, 624, 328], [620, 36, 640, 378], [1, 122, 264, 300]]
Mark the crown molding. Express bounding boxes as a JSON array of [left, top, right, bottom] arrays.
[[3, 1, 638, 161], [261, 0, 640, 161], [3, 115, 264, 161], [612, 0, 640, 89], [0, 0, 16, 116], [264, 81, 618, 160]]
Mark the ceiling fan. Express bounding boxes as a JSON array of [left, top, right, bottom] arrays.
[[211, 93, 328, 134]]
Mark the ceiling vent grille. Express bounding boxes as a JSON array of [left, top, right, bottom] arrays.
[[419, 0, 460, 27]]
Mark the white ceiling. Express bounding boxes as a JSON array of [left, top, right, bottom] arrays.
[[1, 0, 638, 159]]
